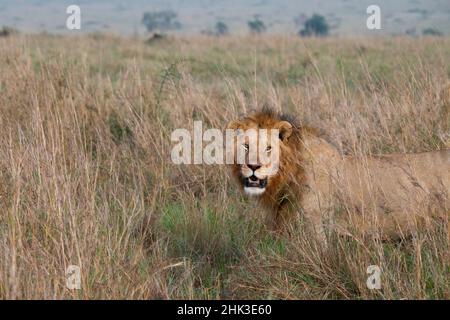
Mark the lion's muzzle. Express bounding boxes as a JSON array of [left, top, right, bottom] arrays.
[[243, 175, 268, 196]]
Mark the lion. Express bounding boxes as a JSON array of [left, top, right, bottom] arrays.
[[227, 108, 450, 244]]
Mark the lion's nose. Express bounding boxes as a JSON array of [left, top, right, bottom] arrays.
[[248, 164, 261, 171]]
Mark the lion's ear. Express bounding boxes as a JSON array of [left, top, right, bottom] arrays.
[[275, 121, 292, 142], [227, 119, 243, 130]]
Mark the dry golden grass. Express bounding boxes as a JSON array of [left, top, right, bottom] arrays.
[[0, 34, 448, 299]]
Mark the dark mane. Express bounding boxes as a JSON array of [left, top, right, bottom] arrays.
[[258, 105, 301, 130], [252, 106, 330, 145]]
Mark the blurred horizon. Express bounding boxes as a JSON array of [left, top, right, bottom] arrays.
[[0, 0, 449, 36]]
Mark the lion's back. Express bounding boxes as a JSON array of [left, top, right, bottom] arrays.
[[338, 149, 449, 220]]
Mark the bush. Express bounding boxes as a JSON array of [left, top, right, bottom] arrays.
[[0, 26, 18, 37], [142, 10, 181, 33], [215, 21, 229, 36], [248, 18, 266, 34], [299, 14, 329, 37], [422, 28, 442, 36]]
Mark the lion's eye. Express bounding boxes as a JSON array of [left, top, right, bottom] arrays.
[[266, 146, 272, 153], [243, 144, 249, 152]]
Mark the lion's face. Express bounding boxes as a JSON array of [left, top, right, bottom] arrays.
[[235, 128, 278, 196], [227, 114, 293, 197]]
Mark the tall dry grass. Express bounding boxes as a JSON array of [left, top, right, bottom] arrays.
[[0, 34, 448, 299]]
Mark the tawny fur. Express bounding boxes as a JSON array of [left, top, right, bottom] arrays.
[[228, 108, 450, 243]]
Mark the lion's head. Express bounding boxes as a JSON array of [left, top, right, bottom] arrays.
[[227, 108, 301, 199]]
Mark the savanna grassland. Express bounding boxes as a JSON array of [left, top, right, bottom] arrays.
[[0, 33, 449, 299]]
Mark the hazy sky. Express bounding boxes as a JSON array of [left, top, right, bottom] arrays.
[[0, 0, 449, 36]]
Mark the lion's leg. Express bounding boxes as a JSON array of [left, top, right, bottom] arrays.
[[302, 193, 330, 247], [264, 205, 298, 237], [306, 214, 328, 247], [264, 207, 289, 235], [264, 210, 278, 232]]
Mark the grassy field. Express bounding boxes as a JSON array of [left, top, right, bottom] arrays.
[[0, 33, 449, 299]]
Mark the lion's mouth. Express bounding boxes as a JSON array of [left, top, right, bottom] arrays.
[[243, 175, 267, 195]]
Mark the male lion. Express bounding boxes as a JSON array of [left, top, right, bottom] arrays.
[[227, 108, 450, 244]]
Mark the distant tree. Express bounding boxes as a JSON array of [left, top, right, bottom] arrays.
[[0, 26, 18, 37], [299, 14, 329, 37], [215, 21, 229, 36], [248, 18, 266, 34], [142, 10, 181, 33], [422, 27, 442, 36]]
